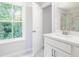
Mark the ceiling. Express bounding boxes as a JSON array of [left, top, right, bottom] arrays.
[[36, 2, 79, 9], [55, 2, 79, 9]]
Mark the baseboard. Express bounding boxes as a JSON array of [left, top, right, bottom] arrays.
[[3, 48, 32, 57]]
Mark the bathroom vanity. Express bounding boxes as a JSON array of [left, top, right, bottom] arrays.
[[44, 33, 79, 57]]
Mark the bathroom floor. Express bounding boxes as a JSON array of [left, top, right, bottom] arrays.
[[21, 48, 44, 57], [35, 48, 44, 57], [21, 51, 33, 57]]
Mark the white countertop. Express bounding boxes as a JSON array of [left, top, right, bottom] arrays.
[[44, 33, 79, 47]]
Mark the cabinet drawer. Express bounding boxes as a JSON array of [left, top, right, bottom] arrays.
[[45, 37, 71, 54]]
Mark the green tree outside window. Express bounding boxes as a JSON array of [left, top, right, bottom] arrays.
[[0, 3, 22, 40]]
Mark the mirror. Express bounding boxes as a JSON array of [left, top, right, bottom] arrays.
[[60, 3, 79, 32]]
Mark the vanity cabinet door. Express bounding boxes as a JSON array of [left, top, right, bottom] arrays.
[[54, 48, 71, 57], [44, 44, 53, 57], [44, 44, 71, 57]]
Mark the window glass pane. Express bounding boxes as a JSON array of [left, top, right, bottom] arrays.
[[0, 22, 12, 39], [0, 3, 12, 20], [13, 5, 22, 21], [0, 3, 22, 40], [13, 22, 22, 38]]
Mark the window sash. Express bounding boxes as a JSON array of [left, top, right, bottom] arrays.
[[0, 3, 23, 39]]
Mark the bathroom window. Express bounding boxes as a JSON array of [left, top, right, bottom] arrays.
[[60, 8, 79, 32], [0, 3, 22, 39]]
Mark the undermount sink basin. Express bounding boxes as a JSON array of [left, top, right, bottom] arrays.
[[53, 32, 71, 37]]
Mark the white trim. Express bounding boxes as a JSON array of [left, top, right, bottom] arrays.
[[0, 38, 25, 44], [3, 48, 32, 57], [42, 2, 51, 8]]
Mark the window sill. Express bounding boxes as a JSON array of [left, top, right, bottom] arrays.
[[0, 37, 25, 44]]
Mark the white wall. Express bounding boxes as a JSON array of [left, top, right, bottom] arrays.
[[24, 3, 32, 49], [0, 3, 32, 56], [52, 3, 61, 32], [43, 5, 52, 34], [0, 40, 27, 56]]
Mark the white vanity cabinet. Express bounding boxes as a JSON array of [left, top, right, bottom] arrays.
[[44, 33, 79, 57], [44, 44, 53, 57], [44, 37, 71, 57], [44, 43, 71, 57]]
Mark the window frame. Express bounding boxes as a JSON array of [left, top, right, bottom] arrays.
[[0, 3, 23, 40]]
